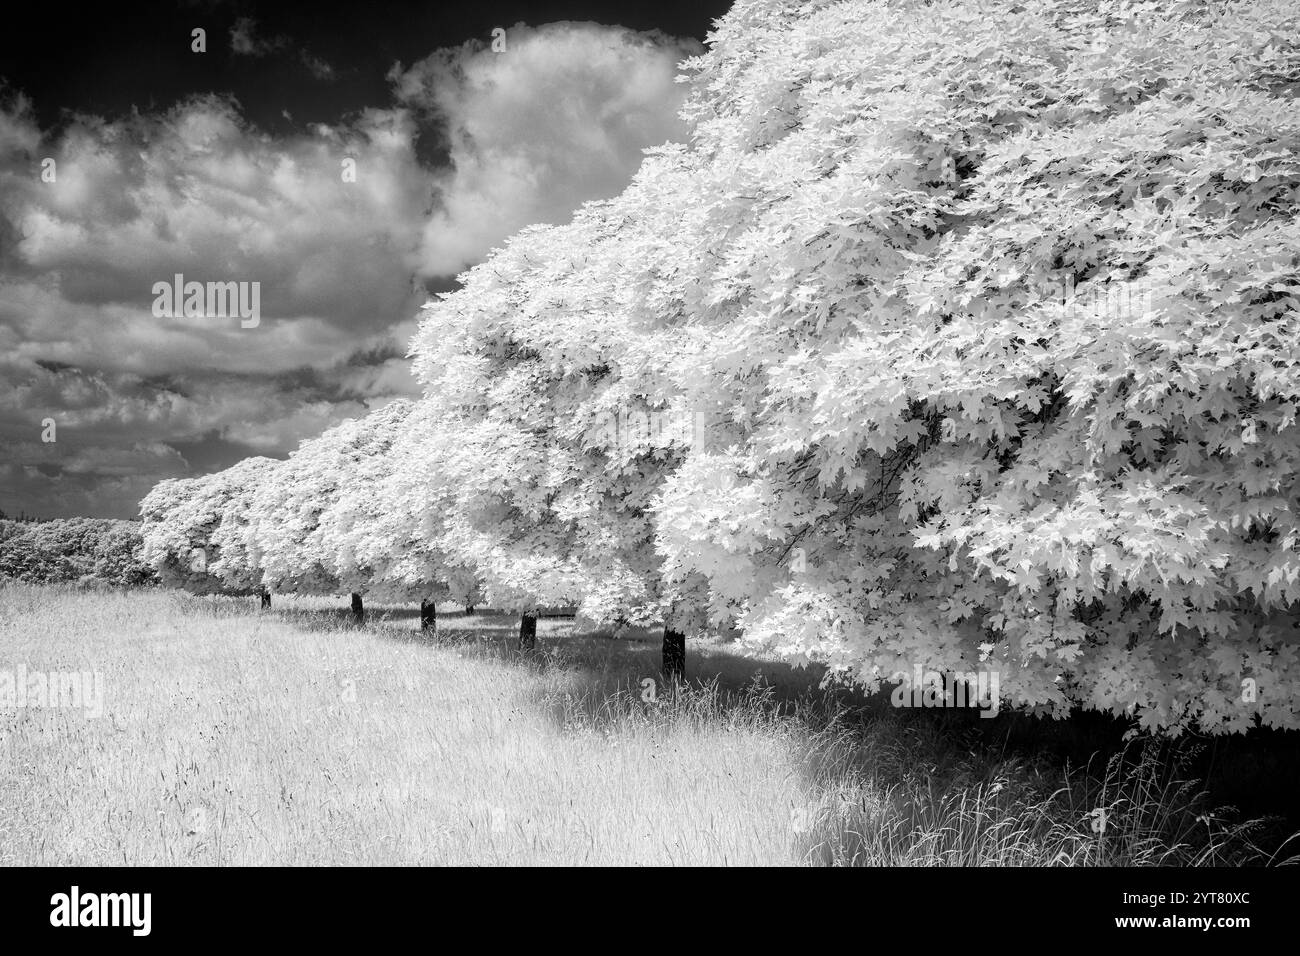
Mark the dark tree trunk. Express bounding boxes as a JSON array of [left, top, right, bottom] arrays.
[[518, 611, 538, 651], [260, 591, 271, 609], [421, 599, 437, 632], [662, 628, 686, 681], [464, 605, 475, 616], [351, 592, 365, 624]]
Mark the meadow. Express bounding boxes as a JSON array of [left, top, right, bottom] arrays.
[[1, 583, 1295, 866]]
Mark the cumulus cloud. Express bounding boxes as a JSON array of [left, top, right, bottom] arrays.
[[0, 20, 697, 517], [1, 97, 430, 337], [393, 22, 700, 277]]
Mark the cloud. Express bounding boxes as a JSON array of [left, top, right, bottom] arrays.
[[0, 96, 433, 366], [0, 21, 697, 517], [230, 18, 277, 56], [230, 18, 336, 78], [0, 436, 191, 519], [393, 22, 700, 277], [301, 53, 335, 81], [0, 348, 417, 516]]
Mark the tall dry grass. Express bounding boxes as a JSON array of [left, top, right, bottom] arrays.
[[0, 583, 1292, 866]]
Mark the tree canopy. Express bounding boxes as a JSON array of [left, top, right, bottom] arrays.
[[136, 0, 1300, 735]]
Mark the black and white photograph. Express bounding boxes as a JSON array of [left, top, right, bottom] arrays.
[[0, 0, 1297, 928]]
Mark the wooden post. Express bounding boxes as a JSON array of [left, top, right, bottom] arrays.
[[518, 611, 538, 651], [421, 599, 437, 632], [351, 592, 365, 624], [663, 627, 686, 681]]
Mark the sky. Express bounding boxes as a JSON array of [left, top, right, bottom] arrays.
[[0, 0, 730, 519]]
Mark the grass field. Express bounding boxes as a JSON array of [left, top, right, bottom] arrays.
[[1, 583, 1296, 866]]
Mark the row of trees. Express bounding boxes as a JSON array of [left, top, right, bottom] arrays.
[[140, 0, 1300, 734], [139, 404, 482, 620]]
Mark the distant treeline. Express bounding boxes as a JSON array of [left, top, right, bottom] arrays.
[[0, 509, 57, 524], [0, 518, 158, 588]]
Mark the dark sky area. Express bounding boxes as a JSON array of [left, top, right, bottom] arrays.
[[0, 0, 733, 520], [4, 1, 728, 129]]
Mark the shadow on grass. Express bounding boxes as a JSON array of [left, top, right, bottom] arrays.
[[247, 594, 1300, 865]]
